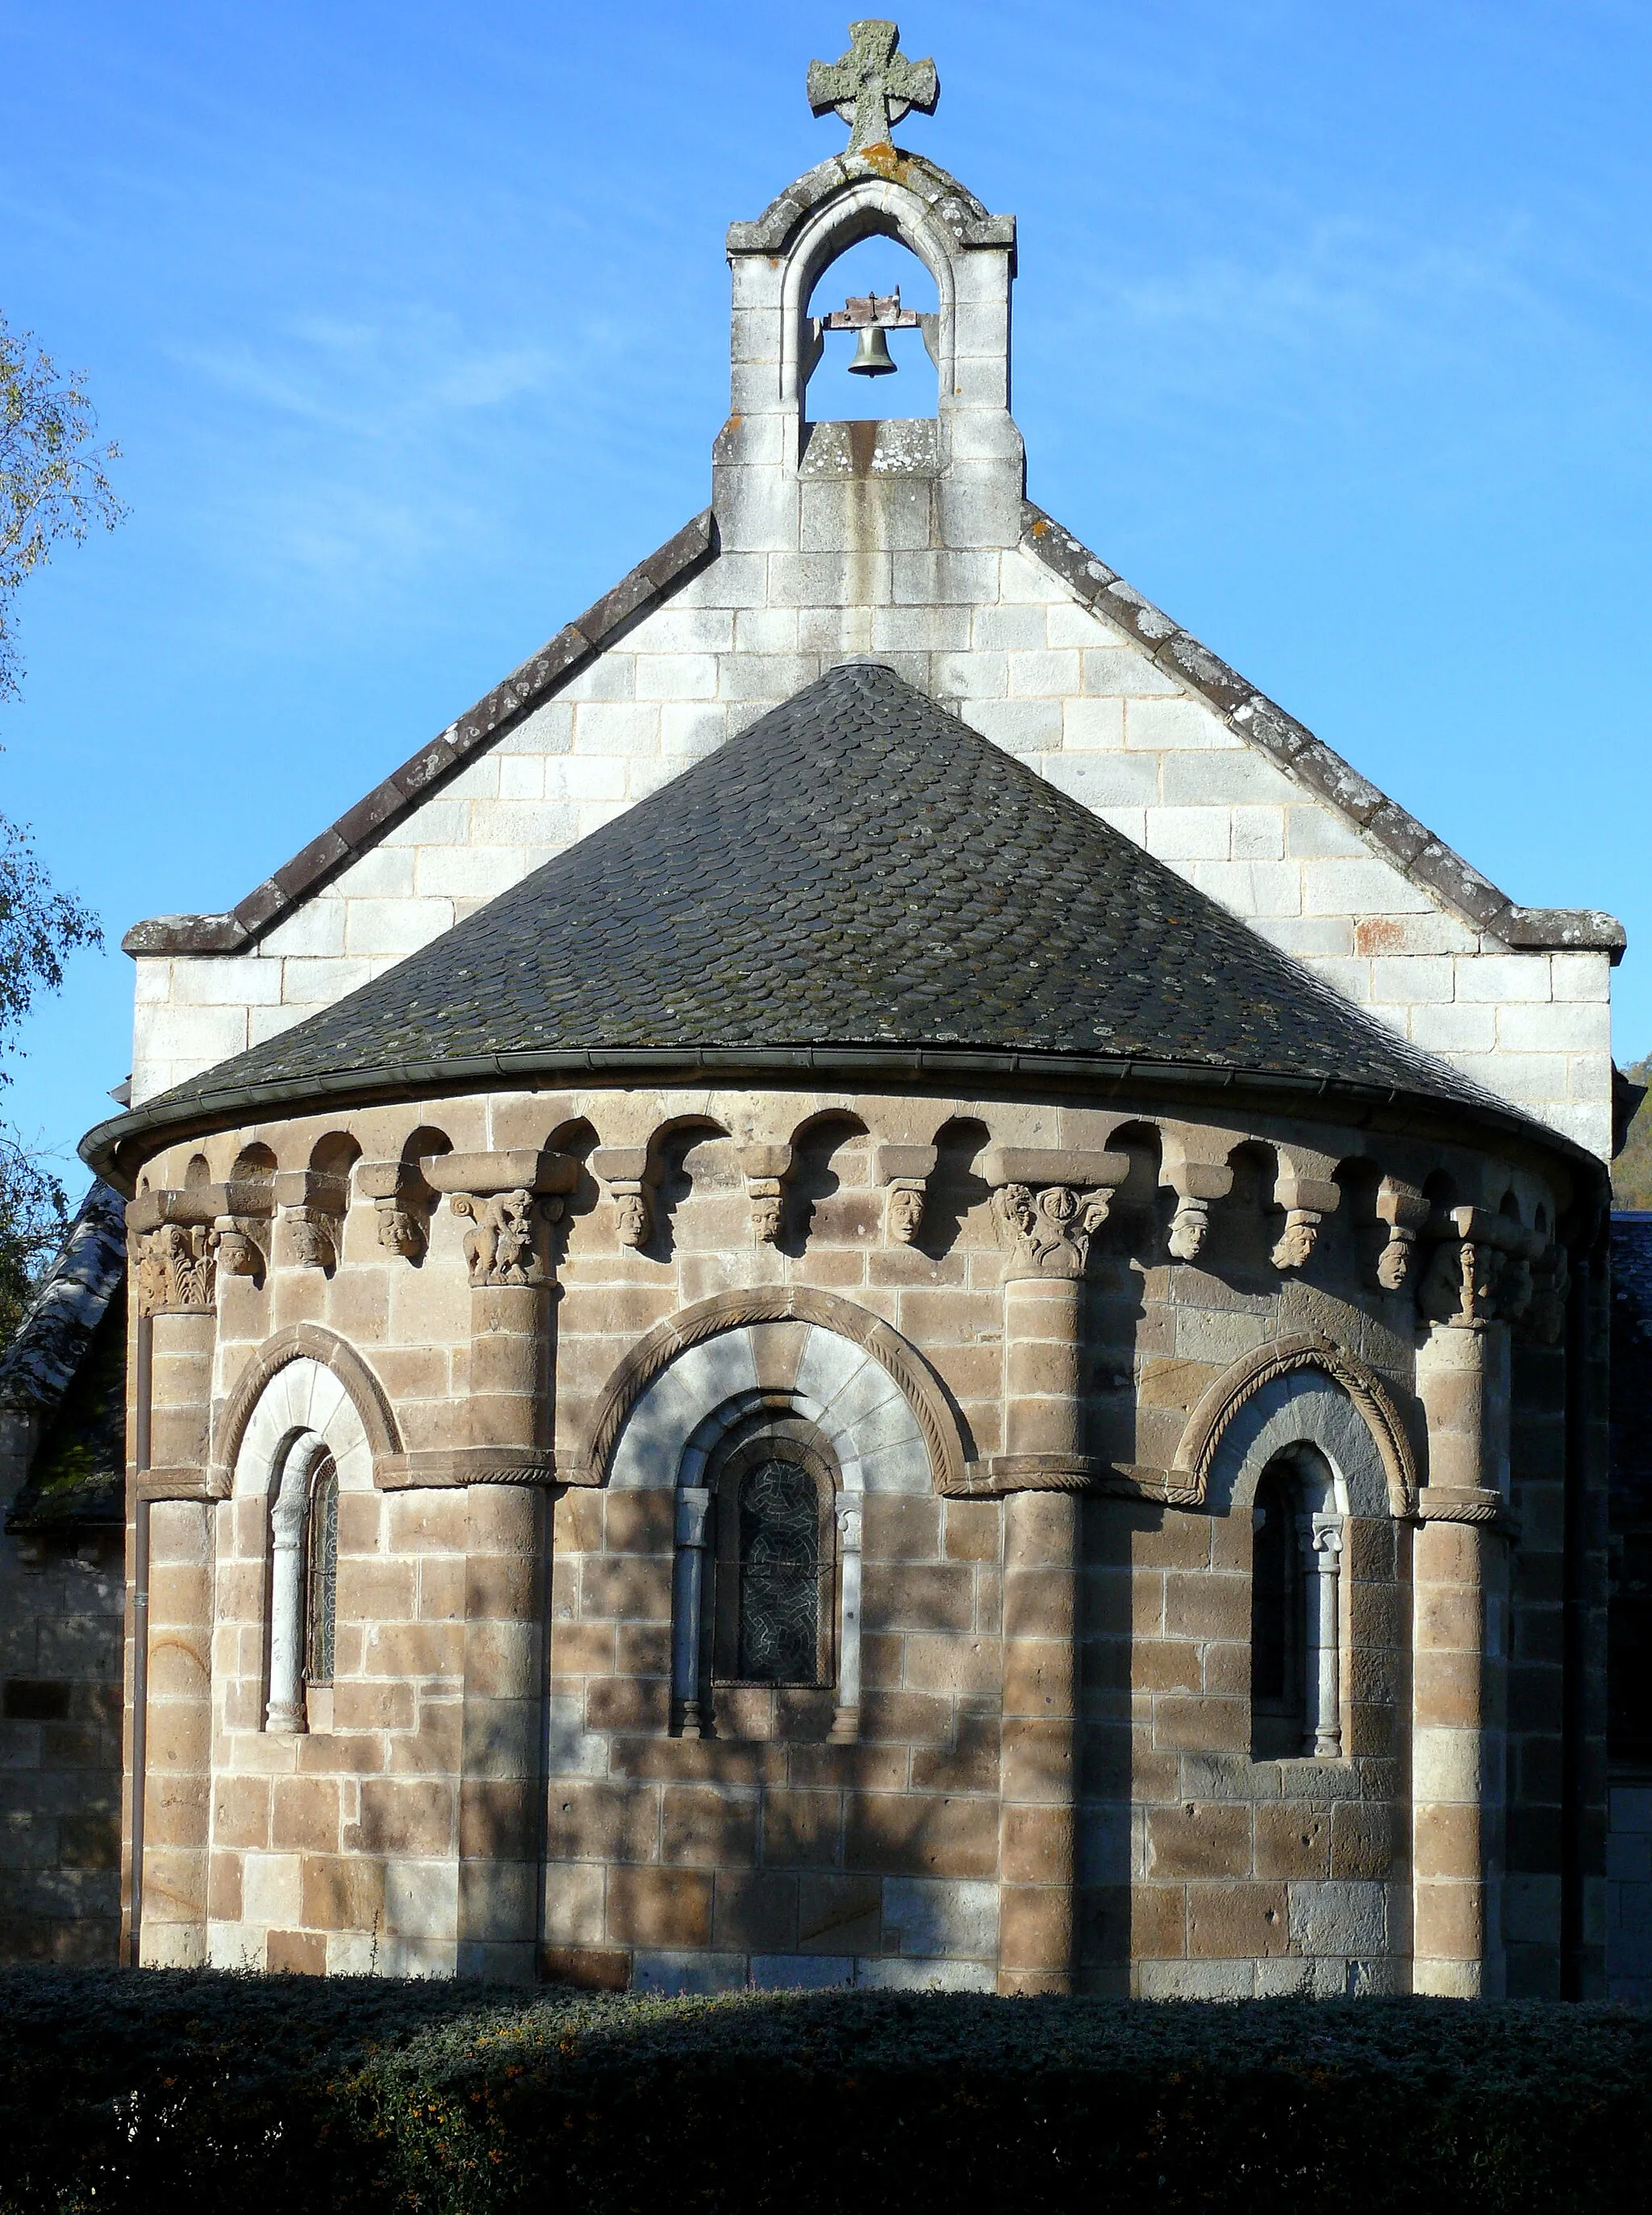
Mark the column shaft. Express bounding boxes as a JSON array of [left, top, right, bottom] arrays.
[[1413, 1319, 1509, 1997]]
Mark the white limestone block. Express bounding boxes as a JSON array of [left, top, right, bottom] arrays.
[[1124, 697, 1235, 751], [1161, 749, 1299, 806], [1083, 647, 1181, 696], [1300, 858, 1435, 916], [882, 1876, 998, 1959], [1287, 1879, 1388, 1958], [1041, 753, 1158, 809], [1052, 697, 1125, 753], [1497, 1001, 1612, 1052], [971, 604, 1046, 652], [240, 1850, 303, 1926], [935, 649, 1008, 699], [1007, 648, 1082, 697], [961, 698, 1062, 755], [1369, 956, 1455, 1005], [633, 1950, 746, 1996], [573, 703, 661, 756], [1143, 807, 1233, 862], [1452, 953, 1553, 1003], [385, 1858, 461, 1942], [1408, 1003, 1499, 1053]]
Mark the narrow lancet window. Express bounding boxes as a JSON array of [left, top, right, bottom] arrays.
[[1251, 1450, 1342, 1759]]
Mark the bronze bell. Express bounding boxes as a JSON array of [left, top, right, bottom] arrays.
[[847, 323, 897, 377]]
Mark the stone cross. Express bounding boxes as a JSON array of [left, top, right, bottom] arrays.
[[807, 20, 939, 154]]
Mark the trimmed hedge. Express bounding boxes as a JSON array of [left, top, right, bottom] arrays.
[[3, 1971, 1652, 2213]]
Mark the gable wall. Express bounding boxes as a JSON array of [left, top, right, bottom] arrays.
[[130, 543, 1612, 1158]]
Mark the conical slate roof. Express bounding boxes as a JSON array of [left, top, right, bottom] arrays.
[[102, 661, 1509, 1143]]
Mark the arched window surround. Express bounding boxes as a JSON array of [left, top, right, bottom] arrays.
[[594, 1304, 962, 1747], [672, 1388, 858, 1742], [228, 1347, 378, 1736]]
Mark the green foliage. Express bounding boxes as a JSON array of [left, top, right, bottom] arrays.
[[1614, 1053, 1652, 1211], [2, 1971, 1652, 2214], [0, 1131, 74, 1347], [0, 811, 102, 1351], [0, 314, 124, 705]]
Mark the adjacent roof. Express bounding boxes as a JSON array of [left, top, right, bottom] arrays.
[[1, 1182, 127, 1532], [87, 661, 1549, 1176], [118, 495, 1625, 968]]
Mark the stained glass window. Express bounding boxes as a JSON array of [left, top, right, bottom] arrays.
[[305, 1457, 338, 1687], [736, 1456, 823, 1683]]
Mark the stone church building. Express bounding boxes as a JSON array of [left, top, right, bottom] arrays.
[[8, 26, 1634, 1998]]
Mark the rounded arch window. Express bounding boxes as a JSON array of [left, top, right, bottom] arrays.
[[1250, 1444, 1342, 1761], [711, 1423, 838, 1690]]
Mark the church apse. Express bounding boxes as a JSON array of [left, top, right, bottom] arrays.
[[80, 19, 1619, 2002]]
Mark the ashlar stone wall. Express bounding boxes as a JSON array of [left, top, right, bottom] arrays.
[[119, 1078, 1599, 1995]]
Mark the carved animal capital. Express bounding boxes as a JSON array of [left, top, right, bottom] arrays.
[[451, 1187, 549, 1287]]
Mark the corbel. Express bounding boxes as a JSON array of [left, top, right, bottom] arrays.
[[871, 1141, 938, 1245], [357, 1160, 436, 1262], [211, 1176, 273, 1283], [1158, 1128, 1237, 1263], [1270, 1147, 1341, 1273], [591, 1145, 661, 1250], [274, 1170, 351, 1274], [1370, 1175, 1429, 1293], [740, 1142, 795, 1245]]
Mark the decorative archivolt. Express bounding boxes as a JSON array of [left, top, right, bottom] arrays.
[[1171, 1333, 1419, 1521], [210, 1323, 401, 1498], [565, 1286, 967, 1496]]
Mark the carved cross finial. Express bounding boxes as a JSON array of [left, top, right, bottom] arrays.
[[807, 20, 939, 154]]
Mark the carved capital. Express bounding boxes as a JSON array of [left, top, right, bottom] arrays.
[[1418, 1228, 1500, 1329], [136, 1222, 218, 1315], [450, 1188, 549, 1287], [982, 1145, 1128, 1281], [991, 1182, 1111, 1281]]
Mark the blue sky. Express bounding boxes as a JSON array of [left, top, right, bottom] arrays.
[[2, 0, 1650, 1190]]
